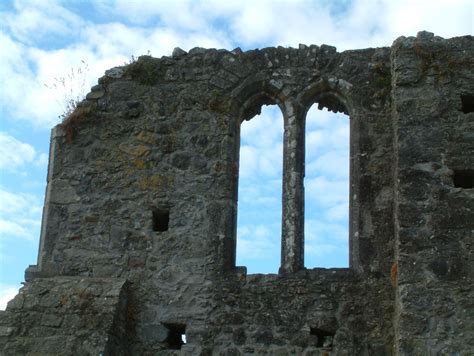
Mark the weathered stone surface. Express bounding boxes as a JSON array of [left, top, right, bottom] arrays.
[[0, 277, 128, 355], [172, 46, 187, 57], [391, 31, 474, 355], [104, 66, 124, 79], [85, 90, 104, 99], [1, 31, 473, 354]]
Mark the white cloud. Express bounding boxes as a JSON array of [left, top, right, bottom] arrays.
[[2, 0, 471, 130], [2, 0, 84, 46], [239, 106, 284, 180], [0, 220, 34, 241], [305, 218, 348, 243], [106, 0, 210, 31], [0, 33, 118, 128], [306, 150, 349, 179], [237, 224, 279, 260], [305, 176, 349, 207], [0, 190, 42, 215], [0, 133, 36, 172], [213, 1, 342, 49], [307, 108, 349, 130], [239, 183, 281, 206], [306, 130, 324, 150], [238, 143, 283, 179], [239, 145, 258, 179], [384, 0, 473, 39], [1, 2, 234, 129], [0, 189, 42, 242], [304, 217, 348, 266], [0, 284, 20, 311], [34, 153, 49, 167], [241, 106, 283, 148], [325, 203, 349, 222], [305, 243, 338, 257], [212, 0, 472, 50], [305, 108, 350, 172], [259, 143, 283, 177]]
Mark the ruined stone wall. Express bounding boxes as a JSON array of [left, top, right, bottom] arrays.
[[391, 33, 474, 354], [1, 32, 472, 355]]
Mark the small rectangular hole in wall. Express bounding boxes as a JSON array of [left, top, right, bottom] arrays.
[[453, 169, 474, 188], [152, 208, 169, 232], [162, 323, 186, 349], [310, 327, 335, 348], [461, 94, 474, 113]]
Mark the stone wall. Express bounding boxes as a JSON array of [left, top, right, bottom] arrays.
[[391, 32, 474, 354], [0, 277, 129, 355], [0, 31, 472, 355]]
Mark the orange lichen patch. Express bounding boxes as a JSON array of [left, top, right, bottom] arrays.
[[135, 131, 158, 145], [132, 159, 147, 169], [118, 143, 151, 157], [390, 262, 398, 287], [137, 174, 173, 190]]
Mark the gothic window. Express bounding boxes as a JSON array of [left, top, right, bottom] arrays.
[[304, 104, 350, 268], [231, 85, 354, 274], [236, 105, 284, 273]]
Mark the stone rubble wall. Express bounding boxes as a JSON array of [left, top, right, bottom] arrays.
[[391, 32, 474, 355], [0, 277, 129, 355], [0, 32, 472, 355]]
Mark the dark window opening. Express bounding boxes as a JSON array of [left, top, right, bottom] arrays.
[[152, 208, 169, 232], [461, 94, 474, 113], [310, 327, 335, 348], [163, 323, 186, 349], [453, 169, 474, 188]]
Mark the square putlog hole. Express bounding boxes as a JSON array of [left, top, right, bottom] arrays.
[[152, 208, 169, 232], [310, 327, 335, 348], [453, 169, 474, 189], [461, 94, 474, 113], [162, 323, 186, 349]]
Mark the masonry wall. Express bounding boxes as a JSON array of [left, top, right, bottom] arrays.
[[391, 32, 474, 354], [1, 32, 472, 355]]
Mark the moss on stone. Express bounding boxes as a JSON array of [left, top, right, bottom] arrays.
[[124, 56, 164, 86], [371, 62, 391, 89]]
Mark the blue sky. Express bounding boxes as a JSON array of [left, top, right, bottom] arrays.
[[238, 105, 349, 273], [0, 0, 472, 308]]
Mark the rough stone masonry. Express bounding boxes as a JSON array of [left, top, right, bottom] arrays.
[[0, 31, 473, 355]]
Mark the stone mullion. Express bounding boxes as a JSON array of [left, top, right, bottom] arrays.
[[280, 102, 305, 273]]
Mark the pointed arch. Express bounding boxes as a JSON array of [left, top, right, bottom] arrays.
[[299, 83, 359, 271], [225, 80, 287, 273]]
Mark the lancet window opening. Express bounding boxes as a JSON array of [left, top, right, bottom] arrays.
[[236, 103, 284, 274], [233, 88, 353, 274], [304, 103, 350, 268]]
